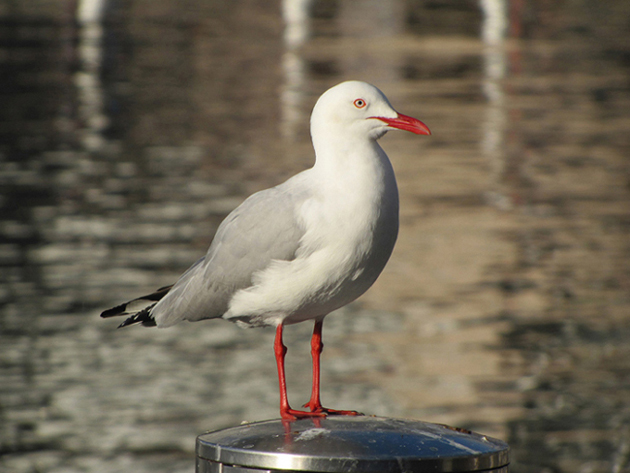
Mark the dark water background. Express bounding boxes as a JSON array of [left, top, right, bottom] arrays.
[[1, 1, 629, 472]]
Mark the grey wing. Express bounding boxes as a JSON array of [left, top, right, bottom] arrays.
[[151, 184, 307, 327]]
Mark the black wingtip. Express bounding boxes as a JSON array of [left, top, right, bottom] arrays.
[[116, 304, 158, 329], [117, 319, 133, 329], [101, 304, 128, 319], [101, 285, 172, 327]]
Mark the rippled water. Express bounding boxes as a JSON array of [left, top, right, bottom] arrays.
[[1, 1, 629, 472]]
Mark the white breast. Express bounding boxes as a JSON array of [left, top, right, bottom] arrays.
[[224, 141, 399, 327]]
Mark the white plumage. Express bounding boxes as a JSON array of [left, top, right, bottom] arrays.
[[102, 80, 430, 419]]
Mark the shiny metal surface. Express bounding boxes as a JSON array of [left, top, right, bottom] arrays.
[[196, 416, 509, 472]]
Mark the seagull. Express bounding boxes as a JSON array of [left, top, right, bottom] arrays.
[[101, 81, 431, 420]]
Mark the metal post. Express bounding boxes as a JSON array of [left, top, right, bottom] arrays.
[[196, 416, 509, 472]]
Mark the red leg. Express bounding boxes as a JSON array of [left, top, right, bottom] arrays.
[[302, 320, 362, 417], [303, 319, 324, 411], [274, 324, 325, 420]]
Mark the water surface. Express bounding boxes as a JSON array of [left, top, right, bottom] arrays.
[[1, 1, 629, 472]]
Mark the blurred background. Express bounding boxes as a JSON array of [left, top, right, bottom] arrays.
[[1, 0, 629, 472]]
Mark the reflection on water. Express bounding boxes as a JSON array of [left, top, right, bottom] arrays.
[[1, 1, 629, 472]]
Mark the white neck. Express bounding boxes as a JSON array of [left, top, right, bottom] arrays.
[[311, 119, 389, 179]]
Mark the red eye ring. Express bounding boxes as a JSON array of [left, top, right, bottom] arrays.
[[353, 98, 367, 109]]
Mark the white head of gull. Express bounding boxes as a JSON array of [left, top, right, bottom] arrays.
[[102, 80, 431, 420]]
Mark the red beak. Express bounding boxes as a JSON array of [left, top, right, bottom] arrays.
[[373, 113, 431, 135]]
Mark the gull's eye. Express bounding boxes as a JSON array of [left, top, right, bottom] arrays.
[[353, 98, 366, 109]]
